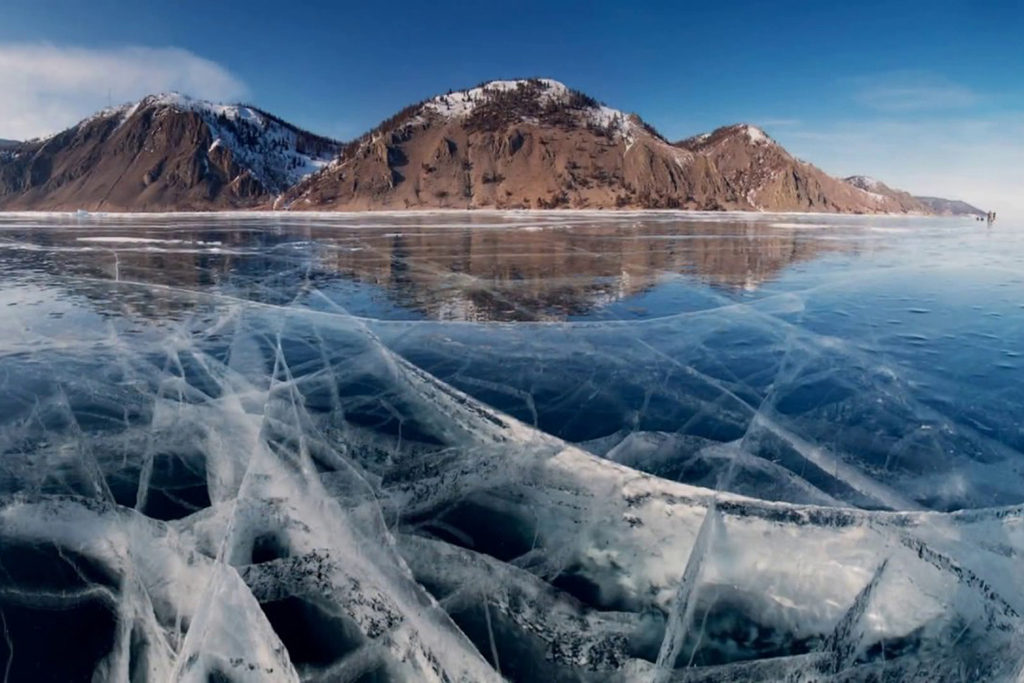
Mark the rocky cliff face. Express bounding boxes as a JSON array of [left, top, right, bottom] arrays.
[[0, 94, 338, 211]]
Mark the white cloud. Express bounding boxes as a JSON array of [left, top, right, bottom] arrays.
[[0, 43, 248, 139], [851, 71, 980, 112], [763, 71, 1023, 220]]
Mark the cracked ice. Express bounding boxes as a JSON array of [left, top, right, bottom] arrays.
[[0, 211, 1023, 682]]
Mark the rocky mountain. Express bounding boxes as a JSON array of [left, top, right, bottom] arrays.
[[285, 78, 728, 211], [0, 139, 19, 151], [842, 175, 929, 213], [913, 195, 987, 217], [285, 80, 945, 214], [0, 80, 984, 214], [844, 177, 985, 216], [673, 126, 927, 213], [0, 94, 339, 211]]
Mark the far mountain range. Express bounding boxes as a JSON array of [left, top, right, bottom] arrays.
[[0, 79, 985, 215]]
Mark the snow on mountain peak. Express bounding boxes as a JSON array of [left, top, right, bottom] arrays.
[[136, 92, 267, 126], [92, 92, 341, 192], [420, 78, 638, 141], [423, 78, 572, 118], [845, 175, 882, 191], [681, 124, 775, 150], [741, 124, 770, 144]]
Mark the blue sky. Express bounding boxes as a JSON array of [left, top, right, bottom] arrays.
[[1, 0, 1021, 214]]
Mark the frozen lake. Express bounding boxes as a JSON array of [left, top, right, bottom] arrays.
[[1, 211, 1022, 681]]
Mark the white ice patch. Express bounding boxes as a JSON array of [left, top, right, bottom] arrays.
[[75, 236, 223, 245]]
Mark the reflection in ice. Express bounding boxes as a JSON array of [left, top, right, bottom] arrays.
[[0, 211, 1022, 681]]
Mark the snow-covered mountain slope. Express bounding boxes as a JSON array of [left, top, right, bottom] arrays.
[[0, 93, 339, 211], [128, 93, 339, 192]]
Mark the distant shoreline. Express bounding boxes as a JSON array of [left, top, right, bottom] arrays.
[[0, 209, 972, 219]]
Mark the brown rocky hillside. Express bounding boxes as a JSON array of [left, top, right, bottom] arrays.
[[0, 80, 981, 214], [675, 125, 929, 213], [284, 79, 732, 211], [0, 94, 338, 211], [841, 175, 929, 213]]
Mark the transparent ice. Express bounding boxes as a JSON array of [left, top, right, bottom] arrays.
[[0, 211, 1022, 681]]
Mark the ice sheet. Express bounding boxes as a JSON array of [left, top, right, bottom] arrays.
[[0, 211, 1022, 681]]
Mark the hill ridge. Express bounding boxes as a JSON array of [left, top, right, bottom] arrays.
[[0, 80, 984, 214]]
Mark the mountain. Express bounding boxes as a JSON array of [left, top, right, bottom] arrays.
[[0, 80, 982, 214], [842, 175, 929, 213], [913, 195, 987, 217], [285, 80, 938, 213], [673, 126, 927, 213], [285, 78, 729, 211], [845, 176, 987, 216], [0, 94, 339, 211], [0, 139, 19, 150]]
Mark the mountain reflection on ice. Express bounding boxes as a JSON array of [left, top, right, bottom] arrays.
[[0, 211, 1022, 682]]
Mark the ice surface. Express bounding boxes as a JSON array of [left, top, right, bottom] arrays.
[[0, 211, 1023, 681]]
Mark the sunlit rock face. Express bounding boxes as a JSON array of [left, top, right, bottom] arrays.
[[1, 211, 1023, 682]]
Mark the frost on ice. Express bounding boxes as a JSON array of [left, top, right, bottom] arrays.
[[1, 212, 1023, 682]]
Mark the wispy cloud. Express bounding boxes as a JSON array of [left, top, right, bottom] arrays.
[[851, 71, 980, 112], [777, 115, 1024, 219], [760, 71, 1024, 218], [0, 43, 248, 139]]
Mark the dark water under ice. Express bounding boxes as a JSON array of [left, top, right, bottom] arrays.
[[0, 211, 1022, 682]]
